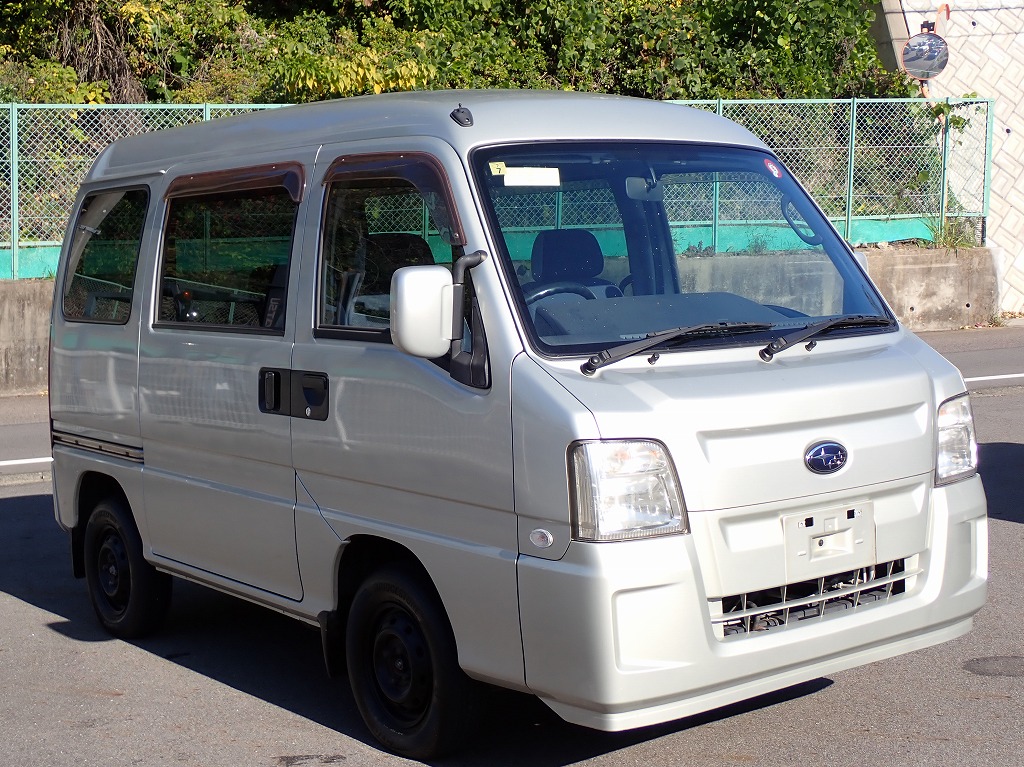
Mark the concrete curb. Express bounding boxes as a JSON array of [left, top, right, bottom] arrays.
[[0, 470, 51, 487]]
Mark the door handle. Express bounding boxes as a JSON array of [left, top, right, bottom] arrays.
[[258, 367, 290, 414], [264, 369, 279, 411]]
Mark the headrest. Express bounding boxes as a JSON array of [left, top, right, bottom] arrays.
[[363, 233, 434, 293], [531, 229, 604, 283], [366, 233, 434, 269]]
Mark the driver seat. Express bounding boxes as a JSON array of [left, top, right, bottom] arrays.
[[528, 229, 621, 298]]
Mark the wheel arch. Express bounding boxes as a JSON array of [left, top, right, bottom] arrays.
[[319, 534, 449, 678], [71, 471, 132, 579]]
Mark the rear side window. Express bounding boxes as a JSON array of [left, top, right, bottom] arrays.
[[62, 188, 148, 323], [318, 154, 463, 335], [158, 164, 301, 332]]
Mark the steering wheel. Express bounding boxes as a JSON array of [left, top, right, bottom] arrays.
[[523, 281, 597, 305], [618, 274, 633, 294]]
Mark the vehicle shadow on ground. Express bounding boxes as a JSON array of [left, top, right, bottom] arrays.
[[1, 490, 831, 766], [978, 443, 1023, 524]]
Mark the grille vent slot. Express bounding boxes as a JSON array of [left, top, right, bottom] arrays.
[[709, 558, 917, 639]]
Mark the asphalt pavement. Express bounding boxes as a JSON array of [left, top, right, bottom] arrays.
[[0, 391, 49, 484]]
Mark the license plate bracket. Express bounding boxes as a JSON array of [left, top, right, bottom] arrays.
[[783, 503, 876, 582]]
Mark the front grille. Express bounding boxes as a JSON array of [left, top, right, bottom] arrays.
[[708, 558, 917, 639]]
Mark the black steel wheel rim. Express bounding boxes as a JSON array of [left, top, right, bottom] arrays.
[[96, 528, 130, 614], [370, 606, 432, 728]]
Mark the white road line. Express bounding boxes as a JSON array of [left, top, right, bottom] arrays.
[[964, 373, 1024, 383], [0, 457, 53, 467]]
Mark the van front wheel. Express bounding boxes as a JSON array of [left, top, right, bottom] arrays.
[[345, 566, 473, 759], [83, 497, 171, 639]]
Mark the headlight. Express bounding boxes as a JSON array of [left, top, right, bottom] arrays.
[[935, 393, 978, 485], [570, 440, 688, 541]]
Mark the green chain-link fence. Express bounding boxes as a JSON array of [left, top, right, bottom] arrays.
[[2, 103, 284, 279], [681, 98, 991, 247], [1, 98, 992, 279], [1, 107, 11, 274]]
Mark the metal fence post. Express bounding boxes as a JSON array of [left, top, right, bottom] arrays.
[[939, 97, 951, 232], [712, 167, 720, 253], [710, 100, 725, 251], [4, 103, 11, 279], [983, 99, 994, 220], [10, 104, 18, 279], [845, 98, 857, 241]]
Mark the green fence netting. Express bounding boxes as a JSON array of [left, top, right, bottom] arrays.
[[1, 98, 992, 279]]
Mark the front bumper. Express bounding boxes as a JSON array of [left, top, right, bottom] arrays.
[[517, 475, 987, 730]]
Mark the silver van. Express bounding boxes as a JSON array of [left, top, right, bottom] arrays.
[[50, 90, 987, 759]]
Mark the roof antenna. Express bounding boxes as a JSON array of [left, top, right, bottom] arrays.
[[450, 104, 474, 127]]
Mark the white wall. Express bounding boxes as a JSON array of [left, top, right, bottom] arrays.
[[882, 1, 1024, 310]]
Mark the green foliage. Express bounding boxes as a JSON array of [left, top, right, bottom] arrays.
[[265, 14, 438, 100], [923, 217, 978, 250], [0, 46, 110, 103], [376, 0, 912, 99], [930, 99, 973, 134], [117, 0, 272, 102], [0, 1, 72, 55], [0, 0, 912, 104], [616, 0, 914, 99]]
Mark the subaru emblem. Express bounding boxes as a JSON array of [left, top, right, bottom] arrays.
[[805, 442, 847, 474]]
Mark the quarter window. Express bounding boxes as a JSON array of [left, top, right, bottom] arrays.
[[62, 188, 148, 323]]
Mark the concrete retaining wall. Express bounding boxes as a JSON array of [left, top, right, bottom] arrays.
[[1, 279, 52, 395], [0, 246, 998, 394], [865, 247, 999, 331]]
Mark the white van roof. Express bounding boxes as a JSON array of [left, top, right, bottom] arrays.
[[85, 89, 768, 182]]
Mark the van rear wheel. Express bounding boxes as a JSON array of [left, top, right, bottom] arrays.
[[83, 497, 171, 639], [345, 565, 474, 759]]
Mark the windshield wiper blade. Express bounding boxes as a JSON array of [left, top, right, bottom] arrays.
[[581, 321, 773, 375], [758, 315, 895, 362]]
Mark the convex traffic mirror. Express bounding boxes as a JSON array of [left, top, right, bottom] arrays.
[[901, 32, 949, 80]]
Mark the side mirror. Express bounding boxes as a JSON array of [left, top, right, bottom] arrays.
[[390, 265, 454, 359]]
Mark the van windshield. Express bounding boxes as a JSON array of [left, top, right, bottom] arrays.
[[472, 142, 892, 357]]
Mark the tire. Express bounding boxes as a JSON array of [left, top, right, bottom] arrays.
[[83, 497, 171, 639], [345, 565, 475, 759]]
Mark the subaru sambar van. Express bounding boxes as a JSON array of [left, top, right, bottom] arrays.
[[49, 90, 987, 759]]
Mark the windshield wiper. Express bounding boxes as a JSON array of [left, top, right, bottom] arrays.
[[758, 315, 895, 362], [581, 321, 773, 375]]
